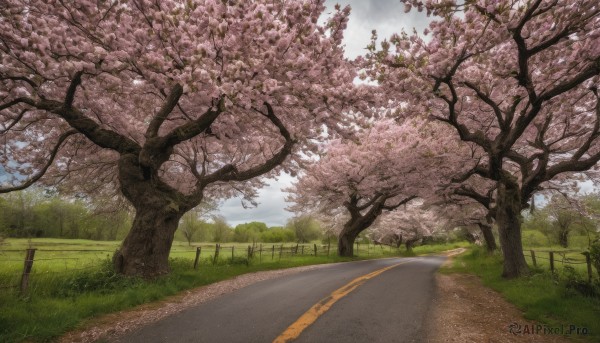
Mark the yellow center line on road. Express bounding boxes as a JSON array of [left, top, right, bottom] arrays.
[[272, 258, 417, 343]]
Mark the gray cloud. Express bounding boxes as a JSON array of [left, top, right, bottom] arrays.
[[325, 0, 431, 58], [217, 173, 296, 227]]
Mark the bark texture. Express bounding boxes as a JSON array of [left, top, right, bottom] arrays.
[[496, 174, 529, 278], [338, 228, 360, 257], [113, 154, 188, 278], [114, 207, 182, 277]]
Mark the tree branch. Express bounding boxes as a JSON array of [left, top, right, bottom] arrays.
[[44, 99, 141, 154], [0, 75, 142, 155], [0, 108, 27, 134], [463, 81, 505, 129], [538, 60, 600, 103], [199, 102, 295, 185], [0, 76, 37, 89], [356, 192, 384, 211], [163, 96, 224, 147], [0, 97, 33, 111], [64, 71, 83, 109], [145, 83, 183, 139], [454, 186, 490, 209], [0, 130, 78, 193], [381, 195, 417, 211]]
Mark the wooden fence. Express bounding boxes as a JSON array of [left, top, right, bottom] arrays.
[[1, 242, 397, 294], [526, 249, 594, 282], [191, 241, 396, 267], [0, 248, 114, 294]]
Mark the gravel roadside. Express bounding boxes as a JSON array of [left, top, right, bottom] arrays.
[[425, 254, 575, 343]]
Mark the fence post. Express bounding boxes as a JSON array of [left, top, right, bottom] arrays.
[[301, 245, 304, 255], [247, 246, 252, 260], [295, 243, 299, 255], [20, 248, 36, 295], [584, 252, 593, 283], [194, 247, 202, 270], [530, 250, 537, 267], [213, 244, 220, 264], [549, 251, 555, 272], [314, 243, 317, 257], [272, 245, 275, 259], [259, 244, 263, 263], [279, 244, 283, 260]]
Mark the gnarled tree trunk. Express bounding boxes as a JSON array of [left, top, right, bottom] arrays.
[[113, 154, 189, 278], [337, 206, 381, 257], [113, 205, 182, 277], [478, 223, 497, 253], [338, 228, 359, 257], [496, 175, 529, 278]]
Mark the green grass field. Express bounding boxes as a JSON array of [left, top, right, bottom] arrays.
[[522, 247, 591, 276], [0, 238, 468, 343], [443, 248, 600, 343]]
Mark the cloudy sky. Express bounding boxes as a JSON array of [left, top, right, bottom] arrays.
[[217, 0, 431, 227]]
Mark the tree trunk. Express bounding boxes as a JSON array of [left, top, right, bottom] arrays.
[[113, 154, 188, 278], [393, 233, 403, 249], [338, 229, 359, 257], [478, 223, 497, 253], [405, 238, 419, 252], [113, 204, 183, 278], [496, 175, 529, 278]]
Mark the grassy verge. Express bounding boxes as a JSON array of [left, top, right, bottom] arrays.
[[408, 241, 469, 255], [441, 247, 600, 342], [0, 240, 467, 342]]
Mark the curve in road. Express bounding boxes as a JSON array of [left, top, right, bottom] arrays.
[[113, 256, 445, 343]]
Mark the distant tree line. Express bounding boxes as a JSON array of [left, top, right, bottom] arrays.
[[177, 214, 323, 245], [0, 188, 324, 244], [0, 188, 131, 240]]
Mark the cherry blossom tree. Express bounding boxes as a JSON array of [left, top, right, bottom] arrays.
[[433, 175, 499, 252], [368, 0, 600, 277], [435, 199, 497, 252], [369, 204, 438, 251], [0, 0, 363, 277], [287, 118, 471, 256]]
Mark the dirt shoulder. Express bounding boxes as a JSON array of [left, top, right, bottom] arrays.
[[426, 253, 574, 343]]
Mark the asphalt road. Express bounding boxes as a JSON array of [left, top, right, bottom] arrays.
[[113, 256, 445, 343]]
